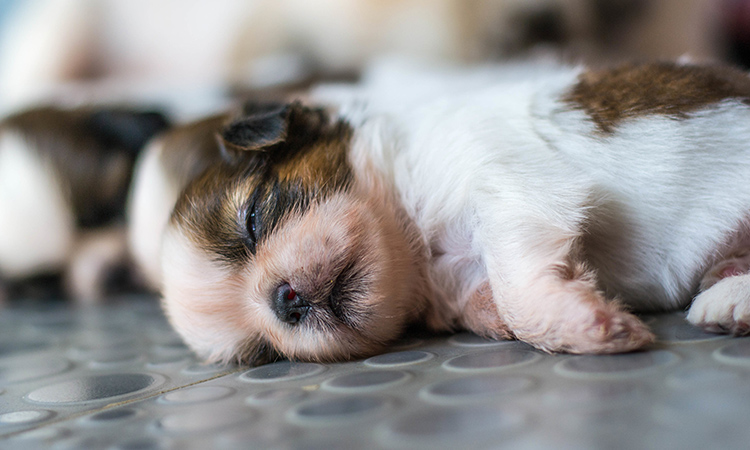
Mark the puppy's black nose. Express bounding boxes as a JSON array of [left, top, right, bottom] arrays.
[[273, 283, 310, 324]]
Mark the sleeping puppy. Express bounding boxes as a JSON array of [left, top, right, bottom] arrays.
[[150, 61, 750, 365], [0, 106, 168, 302]]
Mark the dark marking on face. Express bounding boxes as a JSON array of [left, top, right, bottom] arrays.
[[563, 62, 750, 134], [172, 102, 353, 265], [3, 106, 169, 227], [245, 178, 312, 252]]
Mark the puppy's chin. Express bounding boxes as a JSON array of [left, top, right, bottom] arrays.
[[161, 191, 422, 365]]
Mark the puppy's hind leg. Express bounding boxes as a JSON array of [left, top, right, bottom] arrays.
[[688, 252, 750, 335], [698, 250, 750, 292]]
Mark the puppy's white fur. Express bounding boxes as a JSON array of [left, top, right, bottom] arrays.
[[0, 131, 75, 278]]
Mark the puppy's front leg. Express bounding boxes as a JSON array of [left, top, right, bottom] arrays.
[[479, 209, 654, 354]]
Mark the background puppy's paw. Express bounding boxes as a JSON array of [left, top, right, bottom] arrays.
[[64, 227, 135, 304], [688, 275, 750, 335]]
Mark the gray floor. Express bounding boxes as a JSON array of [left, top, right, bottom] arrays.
[[1, 295, 749, 449]]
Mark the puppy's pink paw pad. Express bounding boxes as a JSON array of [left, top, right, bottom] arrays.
[[719, 265, 745, 279], [700, 253, 750, 291]]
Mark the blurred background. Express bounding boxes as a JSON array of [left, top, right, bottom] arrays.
[[0, 0, 749, 119]]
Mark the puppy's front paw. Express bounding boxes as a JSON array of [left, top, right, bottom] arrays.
[[563, 302, 655, 354], [688, 275, 750, 335], [513, 279, 654, 354]]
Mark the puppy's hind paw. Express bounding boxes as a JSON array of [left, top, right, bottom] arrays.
[[699, 251, 750, 291], [688, 274, 750, 336]]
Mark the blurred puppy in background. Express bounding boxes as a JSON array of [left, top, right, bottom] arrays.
[[0, 0, 722, 114], [0, 106, 168, 303]]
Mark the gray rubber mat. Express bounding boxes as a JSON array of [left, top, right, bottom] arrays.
[[1, 295, 749, 449]]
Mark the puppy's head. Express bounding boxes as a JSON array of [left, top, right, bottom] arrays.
[[161, 103, 427, 365]]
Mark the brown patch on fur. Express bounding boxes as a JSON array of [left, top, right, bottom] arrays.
[[563, 62, 750, 133], [172, 105, 353, 264], [157, 102, 341, 192], [273, 133, 352, 191], [460, 282, 513, 341], [3, 106, 168, 227]]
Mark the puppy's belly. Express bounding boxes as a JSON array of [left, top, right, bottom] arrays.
[[580, 174, 750, 311], [583, 213, 697, 311], [541, 102, 750, 311], [580, 177, 750, 311]]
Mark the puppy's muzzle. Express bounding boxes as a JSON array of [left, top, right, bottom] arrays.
[[273, 283, 310, 324]]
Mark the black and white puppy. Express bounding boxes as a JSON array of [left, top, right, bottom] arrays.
[[0, 106, 168, 302], [133, 61, 750, 365]]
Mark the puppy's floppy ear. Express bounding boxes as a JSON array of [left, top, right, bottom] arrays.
[[220, 102, 292, 156], [85, 109, 170, 154], [219, 101, 332, 164]]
